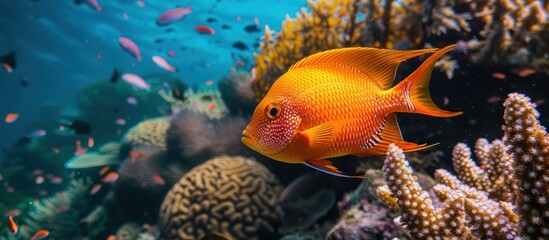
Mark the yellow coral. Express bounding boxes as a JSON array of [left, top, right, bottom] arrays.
[[252, 0, 548, 100], [121, 117, 170, 151]]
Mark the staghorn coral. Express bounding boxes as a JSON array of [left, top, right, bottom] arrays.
[[377, 93, 548, 239], [252, 0, 549, 100], [22, 178, 96, 239], [159, 156, 282, 240], [502, 93, 549, 238], [120, 117, 170, 156]]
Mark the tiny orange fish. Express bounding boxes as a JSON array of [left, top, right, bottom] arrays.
[[205, 80, 214, 86], [518, 68, 535, 77], [30, 229, 50, 240], [51, 147, 60, 153], [242, 45, 461, 178], [208, 103, 217, 110], [491, 72, 506, 79], [90, 184, 102, 195], [88, 137, 94, 148], [74, 140, 88, 156], [99, 166, 110, 176], [4, 113, 19, 123], [152, 175, 166, 185], [102, 172, 119, 183], [106, 234, 117, 240], [7, 216, 18, 235]]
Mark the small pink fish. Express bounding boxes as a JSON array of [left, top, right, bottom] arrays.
[[127, 96, 138, 105], [118, 37, 142, 61], [2, 63, 13, 73], [49, 177, 63, 184], [195, 25, 215, 35], [90, 184, 102, 195], [36, 176, 45, 184], [152, 56, 177, 72], [115, 118, 126, 125], [122, 73, 150, 91], [29, 130, 47, 138], [167, 51, 177, 58], [122, 12, 129, 20], [136, 0, 146, 7], [79, 0, 102, 12], [4, 209, 21, 217], [156, 4, 192, 26]]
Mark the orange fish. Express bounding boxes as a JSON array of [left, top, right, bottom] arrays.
[[4, 113, 19, 123], [30, 229, 50, 240], [106, 234, 117, 240], [90, 184, 102, 195], [7, 216, 18, 235], [102, 172, 119, 183], [152, 175, 166, 185], [242, 45, 461, 178], [88, 137, 94, 148], [99, 166, 110, 176]]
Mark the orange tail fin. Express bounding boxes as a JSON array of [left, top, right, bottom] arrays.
[[397, 44, 462, 118]]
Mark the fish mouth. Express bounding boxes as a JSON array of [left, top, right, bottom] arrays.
[[241, 130, 257, 147]]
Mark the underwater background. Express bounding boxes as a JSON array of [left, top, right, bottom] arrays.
[[0, 0, 548, 239]]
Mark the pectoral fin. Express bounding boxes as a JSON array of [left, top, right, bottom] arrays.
[[297, 119, 357, 148], [304, 159, 366, 179]]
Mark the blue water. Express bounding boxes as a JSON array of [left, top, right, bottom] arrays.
[[0, 0, 304, 154]]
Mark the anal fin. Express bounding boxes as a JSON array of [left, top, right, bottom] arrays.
[[360, 113, 436, 156], [304, 159, 366, 179]]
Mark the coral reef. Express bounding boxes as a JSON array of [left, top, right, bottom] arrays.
[[217, 71, 256, 116], [159, 156, 283, 240], [159, 87, 229, 119], [120, 117, 170, 156], [166, 110, 249, 165], [252, 0, 549, 99], [376, 93, 548, 239], [326, 175, 399, 239], [21, 178, 98, 239], [114, 145, 186, 222], [502, 92, 549, 237]]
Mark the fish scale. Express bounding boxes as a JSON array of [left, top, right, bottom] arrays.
[[243, 44, 461, 178]]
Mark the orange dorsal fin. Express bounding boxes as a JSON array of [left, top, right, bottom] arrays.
[[289, 47, 437, 89], [359, 113, 435, 156], [395, 44, 463, 117]]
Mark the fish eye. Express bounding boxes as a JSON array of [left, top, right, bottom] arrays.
[[265, 103, 281, 119]]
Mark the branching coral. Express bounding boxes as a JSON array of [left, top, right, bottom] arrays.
[[376, 92, 548, 239], [502, 93, 549, 237], [159, 156, 283, 240], [252, 0, 548, 100], [21, 178, 95, 239]]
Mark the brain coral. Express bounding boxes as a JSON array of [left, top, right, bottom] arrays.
[[159, 156, 283, 240], [120, 117, 170, 156]]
